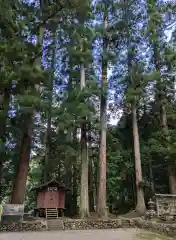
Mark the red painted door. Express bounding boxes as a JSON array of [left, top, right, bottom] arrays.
[[45, 191, 58, 208]]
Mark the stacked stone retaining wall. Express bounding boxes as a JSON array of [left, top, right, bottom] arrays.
[[0, 220, 47, 232], [63, 219, 176, 237], [0, 218, 175, 237]]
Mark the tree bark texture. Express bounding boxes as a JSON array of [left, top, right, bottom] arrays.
[[64, 129, 73, 216], [88, 123, 95, 212], [72, 128, 78, 216], [161, 102, 176, 194], [153, 38, 176, 194], [80, 64, 89, 218], [11, 11, 44, 203], [125, 0, 146, 212], [11, 114, 32, 204], [97, 13, 108, 218], [132, 104, 146, 215], [43, 31, 56, 183]]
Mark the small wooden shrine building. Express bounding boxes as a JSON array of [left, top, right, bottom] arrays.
[[32, 180, 69, 219]]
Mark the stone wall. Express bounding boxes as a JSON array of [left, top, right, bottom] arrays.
[[63, 218, 176, 237], [0, 218, 176, 237], [0, 220, 47, 232], [63, 219, 135, 230]]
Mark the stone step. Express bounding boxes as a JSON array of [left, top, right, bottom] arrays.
[[48, 224, 62, 227], [47, 219, 63, 222], [48, 222, 63, 226], [47, 220, 64, 231]]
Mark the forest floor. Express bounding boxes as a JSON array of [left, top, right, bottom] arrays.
[[0, 229, 173, 240]]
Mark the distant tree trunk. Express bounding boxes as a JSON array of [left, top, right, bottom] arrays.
[[94, 156, 98, 210], [43, 117, 52, 183], [80, 63, 89, 218], [72, 160, 78, 215], [147, 0, 176, 194], [88, 123, 94, 212], [72, 128, 78, 216], [132, 103, 146, 215], [11, 21, 44, 203], [161, 101, 176, 194], [43, 32, 56, 183], [65, 129, 72, 187], [153, 41, 176, 194], [64, 58, 74, 189], [0, 89, 10, 141], [64, 129, 73, 216], [97, 12, 108, 218], [57, 155, 61, 182], [149, 157, 155, 194], [89, 158, 94, 212]]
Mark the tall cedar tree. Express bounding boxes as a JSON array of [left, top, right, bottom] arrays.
[[11, 2, 45, 204], [147, 0, 176, 194], [78, 0, 92, 218], [0, 0, 19, 199], [97, 9, 108, 217], [43, 31, 56, 183], [80, 63, 89, 218], [125, 0, 146, 214]]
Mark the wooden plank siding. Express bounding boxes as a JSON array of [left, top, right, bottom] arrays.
[[37, 190, 65, 209]]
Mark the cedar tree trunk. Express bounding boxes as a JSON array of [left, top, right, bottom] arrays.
[[97, 13, 108, 218], [132, 103, 146, 215], [80, 64, 89, 218]]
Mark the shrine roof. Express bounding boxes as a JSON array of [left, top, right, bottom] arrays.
[[31, 179, 70, 191]]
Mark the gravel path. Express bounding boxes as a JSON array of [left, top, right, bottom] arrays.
[[0, 229, 173, 240]]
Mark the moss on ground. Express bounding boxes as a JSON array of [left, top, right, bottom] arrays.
[[137, 231, 174, 240]]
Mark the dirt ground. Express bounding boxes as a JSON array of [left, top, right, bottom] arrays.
[[0, 229, 173, 240]]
